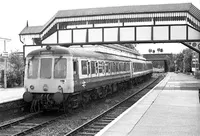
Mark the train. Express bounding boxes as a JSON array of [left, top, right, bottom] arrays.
[[23, 45, 153, 112]]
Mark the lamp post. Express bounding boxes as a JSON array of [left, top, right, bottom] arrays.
[[174, 60, 177, 73], [194, 54, 197, 72], [0, 37, 11, 88]]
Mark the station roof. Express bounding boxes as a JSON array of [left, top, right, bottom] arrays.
[[54, 3, 199, 18], [20, 26, 43, 35], [20, 3, 200, 35]]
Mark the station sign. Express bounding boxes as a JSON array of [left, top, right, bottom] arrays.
[[192, 58, 198, 61], [2, 52, 8, 58], [0, 58, 4, 62], [193, 62, 198, 64]]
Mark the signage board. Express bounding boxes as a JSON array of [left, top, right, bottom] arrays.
[[2, 52, 8, 57]]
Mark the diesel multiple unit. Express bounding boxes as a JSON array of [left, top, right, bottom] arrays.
[[23, 45, 153, 112]]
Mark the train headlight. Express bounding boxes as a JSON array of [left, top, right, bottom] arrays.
[[58, 85, 63, 91], [43, 84, 48, 91], [30, 85, 34, 90]]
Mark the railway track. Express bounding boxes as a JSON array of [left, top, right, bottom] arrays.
[[0, 111, 65, 136], [64, 75, 164, 136], [0, 100, 28, 122]]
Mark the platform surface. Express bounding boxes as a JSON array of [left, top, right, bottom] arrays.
[[96, 73, 200, 136], [0, 87, 25, 104]]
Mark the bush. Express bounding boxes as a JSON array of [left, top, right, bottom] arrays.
[[6, 70, 23, 88], [6, 51, 24, 88], [194, 70, 200, 79], [6, 70, 16, 88], [169, 65, 175, 72]]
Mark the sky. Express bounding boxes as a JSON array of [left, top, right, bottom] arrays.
[[0, 0, 200, 54]]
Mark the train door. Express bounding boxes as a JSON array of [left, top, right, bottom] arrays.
[[87, 61, 91, 78], [73, 59, 79, 84], [91, 61, 96, 78], [130, 62, 133, 78]]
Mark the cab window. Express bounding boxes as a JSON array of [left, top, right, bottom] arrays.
[[28, 58, 39, 79], [40, 58, 52, 79], [54, 58, 67, 78]]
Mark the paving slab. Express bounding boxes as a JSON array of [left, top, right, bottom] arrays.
[[96, 73, 200, 136], [0, 87, 25, 104]]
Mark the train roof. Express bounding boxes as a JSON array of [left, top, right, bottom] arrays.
[[27, 46, 146, 61]]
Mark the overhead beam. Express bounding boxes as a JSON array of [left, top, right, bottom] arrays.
[[40, 24, 200, 46]]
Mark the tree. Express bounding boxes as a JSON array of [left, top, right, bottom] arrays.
[[176, 52, 184, 72], [157, 48, 160, 53], [160, 48, 163, 53], [182, 49, 192, 72], [152, 50, 155, 53], [148, 49, 152, 53], [7, 51, 24, 87]]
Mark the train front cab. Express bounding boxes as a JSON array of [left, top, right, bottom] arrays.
[[23, 50, 74, 110]]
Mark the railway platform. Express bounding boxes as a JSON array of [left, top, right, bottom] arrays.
[[96, 72, 200, 136], [0, 87, 25, 104]]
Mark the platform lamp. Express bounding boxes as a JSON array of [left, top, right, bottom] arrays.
[[174, 60, 177, 72], [0, 37, 11, 88], [193, 54, 197, 72]]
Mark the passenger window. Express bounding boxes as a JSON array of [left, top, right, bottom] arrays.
[[91, 61, 96, 74], [88, 62, 91, 75], [102, 62, 105, 74], [140, 63, 142, 71], [121, 63, 124, 71], [124, 63, 126, 71], [105, 62, 109, 73], [96, 62, 98, 74], [119, 63, 121, 72], [116, 62, 119, 72], [81, 60, 87, 75], [99, 62, 103, 73], [126, 63, 128, 71], [111, 62, 113, 72], [134, 63, 137, 72], [108, 62, 111, 73], [127, 63, 130, 71], [111, 62, 115, 72]]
